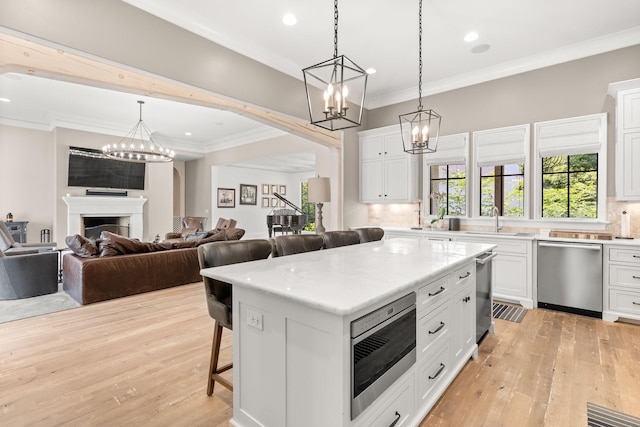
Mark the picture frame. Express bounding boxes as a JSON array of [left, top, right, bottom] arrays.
[[262, 184, 270, 195], [271, 184, 279, 195], [217, 188, 235, 208], [261, 197, 270, 208], [279, 185, 286, 195], [279, 199, 286, 208], [271, 198, 278, 208], [239, 184, 257, 205]]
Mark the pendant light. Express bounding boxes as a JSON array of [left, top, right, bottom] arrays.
[[102, 100, 175, 163], [399, 0, 441, 155], [302, 0, 368, 131]]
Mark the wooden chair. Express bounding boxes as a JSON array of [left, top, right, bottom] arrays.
[[197, 239, 272, 395], [270, 234, 324, 257]]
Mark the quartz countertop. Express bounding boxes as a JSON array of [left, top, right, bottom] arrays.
[[200, 238, 495, 316]]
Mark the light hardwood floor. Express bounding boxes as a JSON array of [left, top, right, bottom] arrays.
[[1, 283, 639, 426]]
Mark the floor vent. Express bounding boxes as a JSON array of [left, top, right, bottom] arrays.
[[492, 302, 527, 323], [587, 402, 640, 427]]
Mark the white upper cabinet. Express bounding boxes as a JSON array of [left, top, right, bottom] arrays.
[[359, 125, 418, 203], [608, 79, 640, 201]]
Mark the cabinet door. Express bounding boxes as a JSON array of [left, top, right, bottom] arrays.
[[384, 157, 411, 202], [493, 253, 528, 299], [361, 160, 384, 202], [619, 132, 640, 200], [384, 133, 406, 158], [360, 136, 384, 161]]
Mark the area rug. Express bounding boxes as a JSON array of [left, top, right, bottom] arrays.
[[588, 402, 640, 427], [492, 302, 527, 323], [0, 283, 80, 323]]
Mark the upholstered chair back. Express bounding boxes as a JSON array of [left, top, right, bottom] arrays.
[[270, 234, 325, 257], [321, 230, 361, 249], [354, 227, 385, 243]]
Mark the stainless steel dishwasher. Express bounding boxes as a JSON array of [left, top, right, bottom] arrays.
[[537, 241, 603, 318]]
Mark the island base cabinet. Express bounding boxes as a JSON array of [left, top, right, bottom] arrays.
[[353, 373, 415, 427], [416, 340, 451, 407]]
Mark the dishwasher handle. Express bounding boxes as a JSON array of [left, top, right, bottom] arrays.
[[475, 252, 498, 265], [538, 242, 602, 251]]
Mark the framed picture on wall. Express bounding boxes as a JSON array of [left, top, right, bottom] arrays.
[[271, 198, 278, 208], [279, 185, 286, 195], [217, 188, 235, 208], [262, 197, 270, 208], [262, 184, 270, 195], [239, 184, 257, 205], [271, 184, 279, 195], [279, 199, 286, 208]]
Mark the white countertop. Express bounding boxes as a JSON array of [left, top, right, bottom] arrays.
[[200, 238, 495, 316]]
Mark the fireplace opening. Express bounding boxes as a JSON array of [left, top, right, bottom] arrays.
[[83, 216, 130, 240]]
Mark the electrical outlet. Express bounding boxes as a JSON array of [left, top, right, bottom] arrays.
[[246, 309, 263, 331]]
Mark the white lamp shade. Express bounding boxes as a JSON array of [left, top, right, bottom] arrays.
[[308, 177, 331, 203]]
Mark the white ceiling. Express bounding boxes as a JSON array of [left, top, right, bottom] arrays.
[[1, 0, 639, 169]]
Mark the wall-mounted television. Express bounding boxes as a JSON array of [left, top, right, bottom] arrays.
[[67, 146, 146, 190]]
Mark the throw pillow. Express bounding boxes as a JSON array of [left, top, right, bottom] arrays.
[[225, 227, 246, 241], [197, 229, 227, 245], [98, 231, 149, 257], [65, 234, 99, 258]]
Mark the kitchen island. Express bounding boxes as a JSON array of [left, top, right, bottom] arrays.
[[200, 238, 495, 427]]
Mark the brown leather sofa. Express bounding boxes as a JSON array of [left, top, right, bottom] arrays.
[[63, 228, 245, 305]]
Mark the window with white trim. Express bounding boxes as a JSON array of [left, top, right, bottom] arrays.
[[534, 113, 607, 221], [424, 133, 469, 216], [473, 124, 530, 218]]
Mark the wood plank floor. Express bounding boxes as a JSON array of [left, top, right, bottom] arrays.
[[1, 283, 639, 426]]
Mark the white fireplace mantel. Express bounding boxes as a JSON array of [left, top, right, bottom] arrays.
[[63, 196, 147, 239]]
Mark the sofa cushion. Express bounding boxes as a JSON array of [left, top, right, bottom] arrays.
[[65, 234, 100, 258], [197, 229, 229, 245], [181, 227, 198, 238], [224, 227, 245, 241]]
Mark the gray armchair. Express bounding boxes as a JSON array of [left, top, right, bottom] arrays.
[[0, 250, 58, 299]]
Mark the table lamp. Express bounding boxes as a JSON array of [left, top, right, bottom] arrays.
[[308, 177, 331, 233]]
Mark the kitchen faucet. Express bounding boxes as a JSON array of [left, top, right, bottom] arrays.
[[491, 205, 502, 233]]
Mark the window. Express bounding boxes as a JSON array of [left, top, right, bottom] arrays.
[[534, 113, 607, 221], [479, 164, 525, 217], [300, 181, 316, 231], [430, 164, 466, 216], [541, 154, 598, 218]]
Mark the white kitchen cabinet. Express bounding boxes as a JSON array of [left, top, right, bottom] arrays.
[[603, 244, 640, 322], [608, 79, 640, 201], [359, 125, 418, 203], [450, 263, 476, 365]]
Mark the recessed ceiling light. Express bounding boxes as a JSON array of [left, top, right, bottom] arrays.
[[0, 97, 10, 103], [464, 32, 479, 42], [366, 68, 377, 75], [184, 132, 192, 136], [282, 13, 297, 26]]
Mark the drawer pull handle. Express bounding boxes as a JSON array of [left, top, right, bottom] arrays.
[[428, 322, 445, 334], [429, 363, 446, 380], [633, 276, 640, 280], [389, 411, 401, 427], [634, 255, 640, 259], [428, 286, 446, 297], [633, 302, 640, 306], [459, 272, 471, 279]]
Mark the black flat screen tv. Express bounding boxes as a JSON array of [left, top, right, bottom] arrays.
[[67, 146, 146, 190]]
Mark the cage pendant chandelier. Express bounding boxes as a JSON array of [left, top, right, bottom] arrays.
[[399, 0, 441, 155], [102, 100, 175, 163], [302, 0, 368, 131]]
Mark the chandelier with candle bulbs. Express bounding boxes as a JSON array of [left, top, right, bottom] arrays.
[[302, 0, 368, 131], [102, 100, 175, 163], [399, 0, 441, 155]]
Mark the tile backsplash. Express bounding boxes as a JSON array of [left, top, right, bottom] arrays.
[[366, 197, 640, 238]]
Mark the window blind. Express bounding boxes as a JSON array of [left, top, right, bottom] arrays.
[[474, 124, 529, 167], [424, 133, 468, 165], [536, 113, 606, 157]]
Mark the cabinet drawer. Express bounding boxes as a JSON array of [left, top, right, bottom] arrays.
[[609, 289, 640, 316], [609, 248, 640, 264], [418, 275, 450, 313], [417, 339, 451, 405], [417, 301, 450, 360], [450, 263, 474, 290], [609, 264, 640, 289], [353, 373, 415, 427]]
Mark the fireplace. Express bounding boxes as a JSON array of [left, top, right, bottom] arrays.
[[63, 196, 147, 240], [83, 216, 130, 240]]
